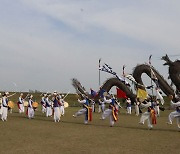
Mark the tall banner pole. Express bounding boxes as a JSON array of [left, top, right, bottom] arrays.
[[123, 65, 126, 81], [149, 55, 154, 96], [99, 58, 101, 87]]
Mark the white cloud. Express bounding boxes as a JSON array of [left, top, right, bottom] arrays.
[[0, 0, 179, 92], [19, 0, 180, 51]]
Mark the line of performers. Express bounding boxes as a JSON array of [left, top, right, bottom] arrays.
[[40, 92, 66, 119], [0, 92, 179, 130], [73, 94, 180, 130], [0, 91, 66, 123]]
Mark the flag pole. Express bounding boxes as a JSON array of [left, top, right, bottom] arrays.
[[151, 74, 153, 96], [123, 65, 126, 81], [149, 55, 154, 96], [99, 58, 101, 87]]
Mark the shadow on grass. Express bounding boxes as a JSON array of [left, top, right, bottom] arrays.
[[116, 125, 179, 132], [60, 119, 179, 132], [8, 112, 179, 132], [10, 113, 53, 122], [60, 120, 109, 127]]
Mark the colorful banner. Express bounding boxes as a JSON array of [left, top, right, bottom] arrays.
[[116, 88, 127, 99], [137, 88, 148, 100]]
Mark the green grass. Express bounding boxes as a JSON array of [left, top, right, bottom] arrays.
[[0, 105, 179, 154]]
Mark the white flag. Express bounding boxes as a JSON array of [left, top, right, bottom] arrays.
[[150, 67, 158, 80], [156, 89, 164, 105], [125, 74, 137, 83]]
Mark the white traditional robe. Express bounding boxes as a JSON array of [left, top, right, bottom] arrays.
[[41, 96, 46, 113], [73, 99, 89, 124], [139, 102, 154, 129], [28, 99, 34, 119], [101, 97, 117, 127], [60, 99, 65, 116], [168, 101, 180, 129], [45, 97, 52, 117], [1, 96, 8, 121], [18, 96, 24, 113]]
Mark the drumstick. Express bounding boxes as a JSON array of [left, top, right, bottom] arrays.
[[24, 93, 30, 100], [63, 91, 70, 100], [7, 92, 16, 98]]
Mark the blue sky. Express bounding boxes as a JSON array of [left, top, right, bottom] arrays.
[[0, 0, 179, 93]]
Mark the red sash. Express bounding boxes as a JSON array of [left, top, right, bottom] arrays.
[[26, 108, 28, 115], [110, 105, 118, 122], [84, 105, 92, 121], [17, 102, 20, 109], [150, 109, 156, 124], [88, 107, 92, 121]]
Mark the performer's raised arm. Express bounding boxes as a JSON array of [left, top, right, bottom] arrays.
[[169, 95, 180, 107], [170, 100, 180, 107], [78, 99, 86, 104], [140, 101, 151, 108], [103, 97, 111, 104]]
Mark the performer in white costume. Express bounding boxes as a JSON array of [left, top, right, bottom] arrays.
[[134, 98, 140, 116], [27, 95, 34, 119], [45, 94, 52, 117], [91, 100, 95, 113], [59, 94, 65, 116], [18, 93, 24, 113], [52, 91, 61, 122], [98, 101, 102, 113], [154, 99, 160, 117], [1, 92, 9, 121], [139, 98, 157, 129], [126, 98, 132, 114], [167, 95, 180, 129], [99, 98, 106, 113], [73, 95, 92, 124], [101, 95, 118, 127], [0, 93, 2, 118], [41, 93, 46, 113]]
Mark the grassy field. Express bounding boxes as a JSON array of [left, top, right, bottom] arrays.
[[0, 103, 179, 154]]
